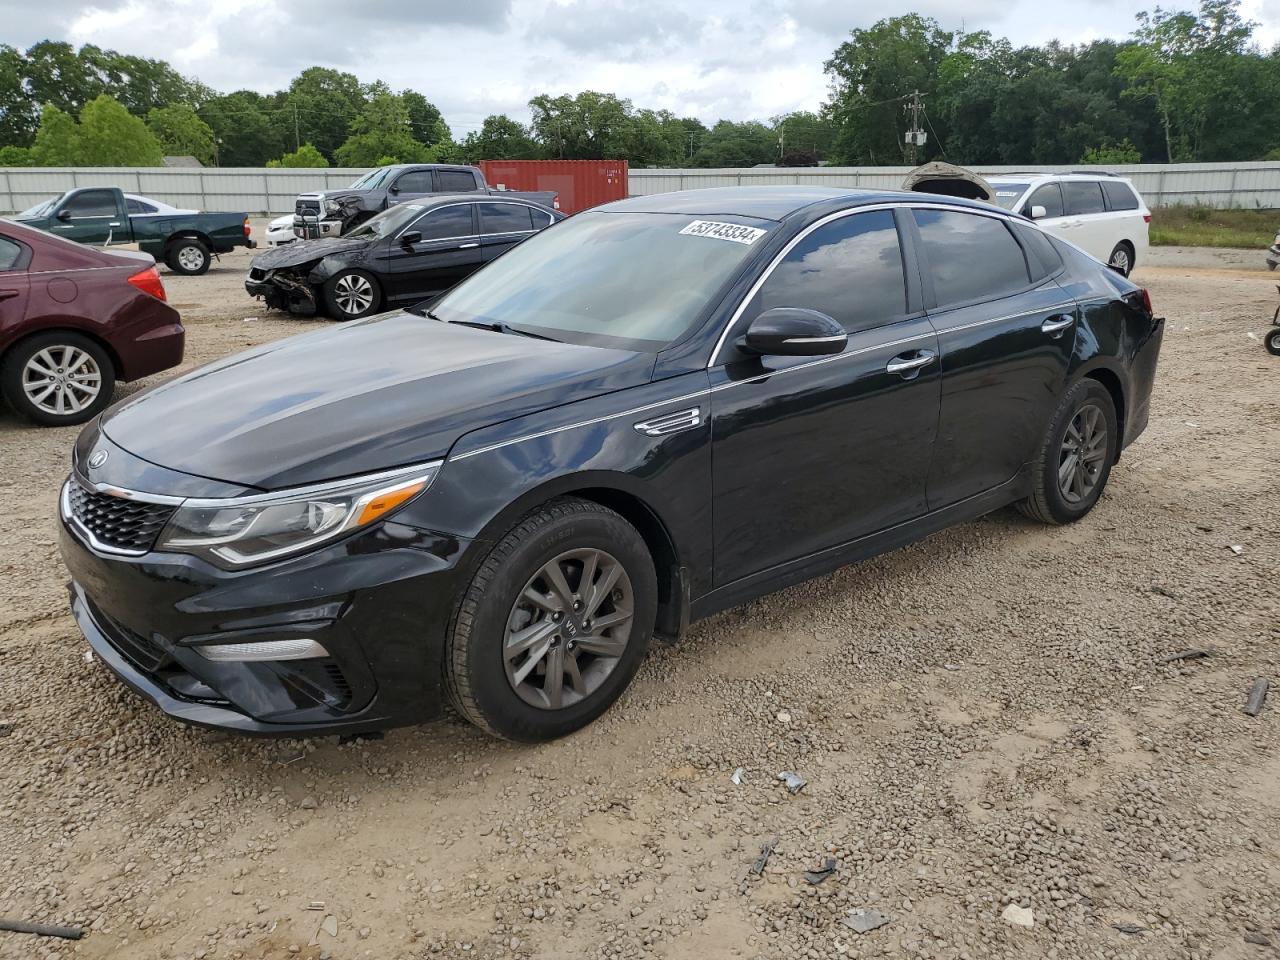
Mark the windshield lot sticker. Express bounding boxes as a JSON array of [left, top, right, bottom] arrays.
[[679, 220, 767, 245]]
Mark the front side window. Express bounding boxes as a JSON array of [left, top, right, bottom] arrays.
[[479, 202, 534, 235], [413, 204, 475, 240], [1101, 181, 1140, 211], [1063, 181, 1106, 216], [436, 170, 478, 192], [394, 171, 433, 193], [752, 210, 906, 334], [0, 236, 23, 270], [1023, 183, 1064, 219], [347, 203, 425, 239], [914, 209, 1030, 308], [62, 190, 117, 217]]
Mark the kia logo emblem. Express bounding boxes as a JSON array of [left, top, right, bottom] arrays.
[[88, 450, 109, 469]]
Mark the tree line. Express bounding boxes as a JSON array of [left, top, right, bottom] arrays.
[[2, 1, 1278, 170]]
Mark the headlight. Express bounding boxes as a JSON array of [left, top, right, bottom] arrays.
[[155, 462, 440, 568], [324, 198, 345, 215]]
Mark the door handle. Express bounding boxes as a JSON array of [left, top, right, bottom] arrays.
[[1041, 314, 1075, 337], [459, 242, 479, 249], [109, 221, 121, 227], [886, 349, 936, 377], [0, 290, 19, 301]]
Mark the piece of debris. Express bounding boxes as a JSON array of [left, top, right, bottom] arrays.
[[243, 316, 258, 323], [776, 711, 791, 724], [82, 649, 94, 664], [803, 857, 837, 884], [730, 767, 745, 786], [305, 901, 325, 911], [0, 722, 13, 738], [1150, 585, 1179, 599], [1001, 904, 1035, 928], [1244, 930, 1272, 946], [1112, 921, 1147, 935], [840, 908, 892, 934], [1159, 648, 1211, 663], [943, 663, 960, 671], [300, 797, 318, 810], [338, 731, 385, 744], [750, 839, 777, 876], [1183, 420, 1200, 427], [1244, 678, 1270, 717], [776, 771, 807, 794], [1246, 331, 1259, 341], [0, 918, 83, 940], [1228, 544, 1244, 555]]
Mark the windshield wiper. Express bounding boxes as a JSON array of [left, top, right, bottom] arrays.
[[441, 318, 560, 342]]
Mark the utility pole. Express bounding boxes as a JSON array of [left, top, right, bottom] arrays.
[[292, 102, 300, 152], [903, 90, 926, 165]]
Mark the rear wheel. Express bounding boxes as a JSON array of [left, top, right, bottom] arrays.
[[0, 332, 115, 426], [1017, 379, 1119, 525], [446, 498, 656, 741], [166, 238, 211, 276], [323, 269, 381, 321], [1108, 242, 1135, 276], [1266, 328, 1280, 356]]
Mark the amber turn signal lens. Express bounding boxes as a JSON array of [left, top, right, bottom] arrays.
[[356, 480, 427, 526]]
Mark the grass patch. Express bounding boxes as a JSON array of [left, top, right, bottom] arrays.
[[1149, 206, 1278, 249]]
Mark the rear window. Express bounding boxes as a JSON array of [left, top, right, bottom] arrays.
[[0, 236, 23, 270], [436, 170, 478, 192], [1012, 223, 1063, 279], [1102, 181, 1140, 211], [478, 202, 534, 235], [1063, 182, 1106, 216], [913, 209, 1030, 309]]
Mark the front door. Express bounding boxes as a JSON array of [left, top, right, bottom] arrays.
[[387, 169, 434, 207], [50, 189, 123, 245], [381, 203, 483, 305], [709, 208, 941, 587]]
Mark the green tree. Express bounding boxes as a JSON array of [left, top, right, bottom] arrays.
[[146, 104, 215, 164], [199, 91, 286, 166], [0, 45, 37, 149], [77, 94, 163, 165], [0, 144, 31, 164], [286, 67, 366, 160], [528, 91, 633, 159], [1081, 138, 1142, 163], [28, 104, 82, 165], [400, 90, 450, 146], [458, 114, 541, 161], [333, 92, 428, 166], [690, 120, 776, 167], [266, 143, 329, 167], [773, 111, 837, 163]]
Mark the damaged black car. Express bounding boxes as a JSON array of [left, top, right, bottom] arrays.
[[245, 195, 562, 320]]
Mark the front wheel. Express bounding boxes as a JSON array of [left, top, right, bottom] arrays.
[[446, 498, 657, 741], [1266, 328, 1280, 356], [0, 332, 115, 426], [167, 238, 211, 276], [322, 269, 381, 320], [1017, 380, 1119, 525]]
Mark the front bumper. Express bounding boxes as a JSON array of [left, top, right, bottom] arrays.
[[60, 500, 474, 736], [293, 216, 343, 240]]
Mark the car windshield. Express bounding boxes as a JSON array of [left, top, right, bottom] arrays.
[[429, 211, 770, 350], [346, 204, 425, 239], [18, 196, 61, 218], [987, 182, 1031, 210], [349, 167, 395, 189]]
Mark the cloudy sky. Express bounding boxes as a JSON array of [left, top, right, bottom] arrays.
[[6, 0, 1280, 136]]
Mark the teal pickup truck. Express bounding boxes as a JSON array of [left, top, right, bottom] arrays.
[[13, 186, 254, 275]]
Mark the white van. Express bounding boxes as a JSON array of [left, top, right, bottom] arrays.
[[986, 173, 1150, 276]]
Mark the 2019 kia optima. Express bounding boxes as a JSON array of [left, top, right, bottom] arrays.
[[58, 187, 1164, 741]]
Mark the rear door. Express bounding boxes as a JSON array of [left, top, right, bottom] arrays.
[[434, 169, 482, 194], [49, 189, 125, 245], [911, 207, 1078, 508], [0, 232, 31, 334], [380, 202, 482, 304], [477, 201, 537, 262], [1100, 179, 1149, 266]]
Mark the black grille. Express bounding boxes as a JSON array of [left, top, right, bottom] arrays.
[[89, 600, 170, 673], [295, 199, 321, 217], [323, 663, 353, 703], [68, 483, 176, 553]]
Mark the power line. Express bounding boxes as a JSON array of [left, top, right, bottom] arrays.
[[922, 104, 948, 159]]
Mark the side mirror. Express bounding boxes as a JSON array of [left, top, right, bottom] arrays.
[[388, 185, 400, 194], [399, 231, 421, 246], [56, 208, 73, 221], [741, 307, 847, 357], [1029, 204, 1048, 220]]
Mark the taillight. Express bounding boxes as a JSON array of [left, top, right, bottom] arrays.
[[128, 266, 167, 302], [244, 217, 252, 237], [1140, 287, 1153, 315], [1143, 214, 1152, 224]]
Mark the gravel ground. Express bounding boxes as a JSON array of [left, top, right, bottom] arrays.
[[0, 245, 1277, 960]]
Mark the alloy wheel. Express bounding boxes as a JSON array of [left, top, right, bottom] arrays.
[[334, 274, 374, 315], [21, 346, 102, 417], [503, 547, 634, 710], [177, 245, 207, 272], [1110, 248, 1131, 274], [1058, 402, 1108, 504]]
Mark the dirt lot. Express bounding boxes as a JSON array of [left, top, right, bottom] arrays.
[[0, 244, 1277, 960]]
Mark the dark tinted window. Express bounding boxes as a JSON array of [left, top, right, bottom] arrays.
[[1102, 180, 1140, 211], [754, 210, 905, 334], [479, 202, 534, 235], [394, 171, 433, 193], [62, 190, 117, 217], [1012, 223, 1063, 280], [530, 206, 555, 228], [436, 170, 478, 192], [414, 204, 475, 240], [1023, 183, 1063, 219], [0, 236, 22, 270], [126, 197, 157, 214], [914, 209, 1030, 307], [1063, 181, 1106, 215]]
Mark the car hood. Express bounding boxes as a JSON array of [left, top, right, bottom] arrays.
[[100, 310, 654, 490], [251, 236, 373, 270]]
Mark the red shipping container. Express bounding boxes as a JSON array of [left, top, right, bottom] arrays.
[[477, 159, 629, 215]]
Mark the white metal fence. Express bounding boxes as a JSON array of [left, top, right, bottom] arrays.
[[3, 162, 1280, 214]]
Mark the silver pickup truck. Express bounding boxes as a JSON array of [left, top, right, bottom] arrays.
[[294, 163, 559, 239]]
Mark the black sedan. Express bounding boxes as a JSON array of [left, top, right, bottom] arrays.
[[245, 195, 561, 320], [60, 187, 1164, 742]]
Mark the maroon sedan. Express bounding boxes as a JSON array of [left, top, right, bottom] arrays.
[[0, 218, 184, 426]]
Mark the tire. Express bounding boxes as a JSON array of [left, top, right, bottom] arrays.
[[1266, 328, 1280, 356], [446, 497, 657, 742], [1108, 242, 1135, 277], [0, 332, 115, 427], [166, 238, 211, 276], [322, 269, 381, 321], [1017, 379, 1119, 525]]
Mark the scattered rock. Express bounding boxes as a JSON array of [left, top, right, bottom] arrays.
[[1002, 904, 1035, 928], [840, 909, 892, 934]]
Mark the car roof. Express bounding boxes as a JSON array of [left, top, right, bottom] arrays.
[[404, 193, 558, 212], [602, 186, 1003, 222]]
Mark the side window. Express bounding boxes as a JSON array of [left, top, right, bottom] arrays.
[[1063, 181, 1106, 216], [126, 198, 157, 214], [436, 170, 479, 192], [0, 236, 24, 271], [914, 209, 1031, 308], [1012, 223, 1063, 280], [1023, 183, 1064, 219], [62, 190, 118, 217], [478, 202, 534, 235], [394, 171, 433, 193], [754, 210, 906, 335], [412, 204, 475, 240], [532, 208, 555, 229], [1101, 181, 1140, 211]]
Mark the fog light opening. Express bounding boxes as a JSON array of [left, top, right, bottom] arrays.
[[194, 639, 330, 662]]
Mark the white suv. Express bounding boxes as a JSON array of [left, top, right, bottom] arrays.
[[987, 173, 1150, 276]]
